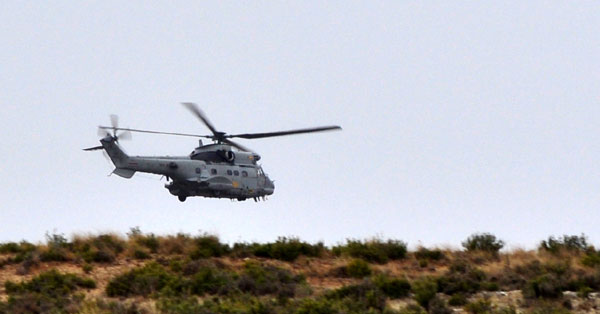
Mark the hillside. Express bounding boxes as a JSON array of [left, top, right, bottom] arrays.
[[1, 232, 600, 313]]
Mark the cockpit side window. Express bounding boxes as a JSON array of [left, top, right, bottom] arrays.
[[211, 169, 217, 175], [227, 170, 233, 175]]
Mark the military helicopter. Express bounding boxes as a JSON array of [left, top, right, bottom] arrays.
[[84, 103, 341, 202]]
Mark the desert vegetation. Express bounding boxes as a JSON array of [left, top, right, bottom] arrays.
[[1, 231, 600, 313]]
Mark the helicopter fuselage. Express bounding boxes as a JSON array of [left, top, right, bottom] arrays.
[[100, 136, 274, 202]]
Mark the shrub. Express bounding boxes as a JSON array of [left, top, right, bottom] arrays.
[[156, 296, 204, 314], [581, 250, 600, 268], [82, 263, 93, 274], [345, 259, 372, 278], [577, 286, 593, 298], [374, 275, 411, 298], [414, 247, 445, 261], [295, 298, 337, 314], [164, 295, 277, 314], [0, 242, 26, 254], [4, 269, 96, 309], [15, 250, 40, 275], [412, 277, 438, 309], [184, 264, 232, 296], [464, 298, 492, 314], [398, 304, 427, 314], [39, 247, 71, 262], [40, 233, 71, 262], [325, 280, 387, 312], [159, 233, 194, 255], [436, 260, 488, 295], [462, 233, 504, 254], [132, 247, 152, 260], [523, 274, 563, 299], [539, 234, 590, 254], [428, 296, 452, 314], [245, 237, 325, 261], [72, 234, 125, 263], [189, 234, 230, 259], [333, 238, 407, 264], [106, 262, 176, 297], [237, 261, 305, 298], [136, 234, 160, 254], [448, 293, 468, 306]]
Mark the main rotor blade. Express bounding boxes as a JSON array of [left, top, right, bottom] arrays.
[[181, 102, 219, 136], [110, 114, 119, 129], [98, 126, 211, 138], [227, 126, 342, 139], [223, 138, 252, 152]]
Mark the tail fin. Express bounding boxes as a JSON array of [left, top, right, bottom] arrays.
[[100, 137, 129, 168]]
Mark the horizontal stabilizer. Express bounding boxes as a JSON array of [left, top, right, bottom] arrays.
[[113, 168, 136, 179], [83, 146, 104, 151]]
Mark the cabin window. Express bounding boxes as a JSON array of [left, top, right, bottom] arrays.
[[195, 168, 201, 174], [234, 170, 239, 176], [210, 169, 217, 175], [227, 170, 233, 175], [242, 171, 248, 177]]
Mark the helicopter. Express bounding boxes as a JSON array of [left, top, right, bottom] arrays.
[[84, 103, 341, 202]]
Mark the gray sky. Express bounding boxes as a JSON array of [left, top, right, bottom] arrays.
[[1, 1, 598, 249]]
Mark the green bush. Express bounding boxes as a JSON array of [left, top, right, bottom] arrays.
[[3, 269, 94, 312], [72, 234, 125, 263], [333, 238, 407, 264], [437, 260, 489, 295], [187, 266, 232, 296], [523, 274, 563, 299], [82, 263, 93, 274], [448, 293, 468, 306], [374, 275, 411, 298], [39, 247, 71, 262], [295, 298, 337, 314], [237, 261, 305, 298], [428, 296, 452, 314], [136, 234, 160, 254], [345, 259, 372, 278], [0, 241, 34, 254], [581, 250, 600, 268], [40, 234, 71, 262], [5, 269, 95, 297], [164, 295, 278, 314], [462, 233, 504, 253], [325, 280, 387, 312], [539, 234, 590, 254], [133, 247, 152, 260], [412, 277, 438, 309], [398, 304, 426, 314], [415, 247, 445, 261], [189, 234, 230, 259], [464, 298, 492, 314], [106, 262, 176, 297], [241, 237, 325, 261]]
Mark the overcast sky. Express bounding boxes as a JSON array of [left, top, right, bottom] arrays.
[[1, 1, 598, 249]]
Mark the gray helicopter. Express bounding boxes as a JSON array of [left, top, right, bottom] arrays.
[[84, 103, 341, 202]]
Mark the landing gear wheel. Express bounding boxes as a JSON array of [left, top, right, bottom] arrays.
[[178, 195, 187, 202]]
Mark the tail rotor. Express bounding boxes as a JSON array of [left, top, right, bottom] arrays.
[[98, 114, 132, 142]]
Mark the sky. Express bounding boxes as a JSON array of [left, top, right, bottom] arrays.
[[1, 2, 599, 249]]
